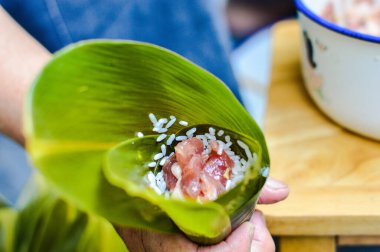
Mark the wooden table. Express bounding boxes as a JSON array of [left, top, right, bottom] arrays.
[[258, 20, 380, 251]]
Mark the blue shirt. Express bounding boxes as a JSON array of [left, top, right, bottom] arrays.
[[1, 0, 242, 101]]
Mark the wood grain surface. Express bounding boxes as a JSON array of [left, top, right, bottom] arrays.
[[280, 237, 336, 251], [258, 20, 380, 237]]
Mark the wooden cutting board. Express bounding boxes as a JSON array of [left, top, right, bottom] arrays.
[[258, 20, 380, 238]]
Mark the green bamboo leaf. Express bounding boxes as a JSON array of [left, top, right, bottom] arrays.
[[25, 40, 270, 244], [0, 208, 16, 252], [104, 135, 231, 244], [104, 124, 265, 243], [1, 174, 127, 252]]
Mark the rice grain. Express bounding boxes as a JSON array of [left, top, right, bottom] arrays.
[[186, 127, 197, 138], [209, 127, 216, 135], [157, 128, 168, 133], [147, 162, 156, 168], [216, 141, 224, 155], [158, 118, 168, 124], [160, 156, 168, 166], [149, 113, 157, 125], [166, 134, 176, 145], [179, 120, 188, 126], [176, 135, 187, 141], [161, 144, 166, 155], [205, 133, 216, 141], [237, 140, 253, 160], [165, 116, 176, 129], [156, 134, 167, 142], [154, 153, 164, 161], [225, 135, 231, 143]]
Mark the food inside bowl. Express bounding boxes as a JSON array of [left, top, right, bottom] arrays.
[[321, 0, 380, 36], [143, 113, 257, 202]]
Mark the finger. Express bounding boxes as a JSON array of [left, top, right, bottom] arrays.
[[199, 221, 255, 252], [142, 229, 197, 252], [116, 226, 196, 252], [225, 221, 255, 252], [115, 227, 145, 252], [257, 177, 289, 204], [250, 211, 275, 252]]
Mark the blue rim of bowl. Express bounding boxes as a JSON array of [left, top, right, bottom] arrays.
[[295, 0, 380, 44]]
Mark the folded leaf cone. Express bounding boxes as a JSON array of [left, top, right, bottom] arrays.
[[25, 41, 270, 244]]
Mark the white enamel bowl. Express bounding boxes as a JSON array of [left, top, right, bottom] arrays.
[[295, 0, 380, 140]]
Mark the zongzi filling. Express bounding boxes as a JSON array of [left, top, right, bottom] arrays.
[[143, 113, 256, 202]]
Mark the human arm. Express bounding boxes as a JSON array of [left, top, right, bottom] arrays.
[[0, 6, 51, 145]]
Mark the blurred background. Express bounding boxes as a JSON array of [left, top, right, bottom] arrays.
[[1, 0, 379, 251]]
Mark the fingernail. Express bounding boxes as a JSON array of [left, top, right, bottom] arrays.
[[252, 211, 267, 241], [247, 222, 255, 237], [265, 177, 288, 190], [245, 222, 256, 251]]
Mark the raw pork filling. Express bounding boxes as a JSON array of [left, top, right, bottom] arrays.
[[142, 113, 255, 202], [163, 138, 234, 201], [321, 0, 380, 36]]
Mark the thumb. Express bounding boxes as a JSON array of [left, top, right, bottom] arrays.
[[250, 211, 275, 252], [225, 221, 255, 252]]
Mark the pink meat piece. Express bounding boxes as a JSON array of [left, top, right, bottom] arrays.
[[321, 2, 336, 23], [162, 155, 178, 191], [175, 137, 204, 168], [203, 141, 234, 186], [162, 138, 235, 201], [203, 152, 234, 187], [175, 137, 204, 198], [199, 173, 225, 201], [180, 154, 203, 198], [322, 0, 380, 36]]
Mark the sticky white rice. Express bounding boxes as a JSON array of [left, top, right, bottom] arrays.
[[142, 113, 258, 197]]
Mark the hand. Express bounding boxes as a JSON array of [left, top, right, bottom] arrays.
[[116, 177, 289, 252]]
